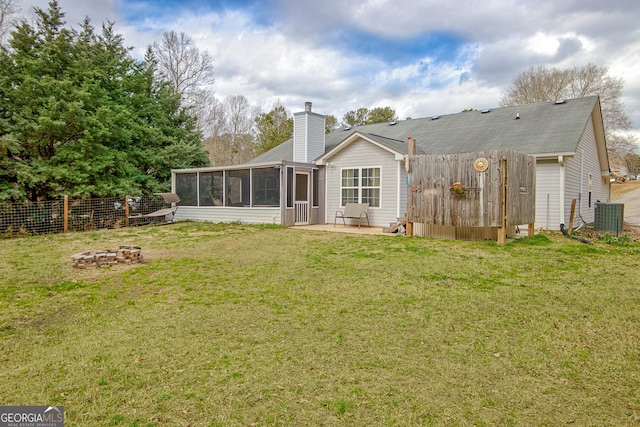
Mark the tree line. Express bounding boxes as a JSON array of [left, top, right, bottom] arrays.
[[0, 1, 209, 201]]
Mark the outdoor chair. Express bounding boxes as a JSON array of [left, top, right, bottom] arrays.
[[128, 193, 180, 225]]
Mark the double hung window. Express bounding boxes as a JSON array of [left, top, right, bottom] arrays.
[[340, 167, 380, 207]]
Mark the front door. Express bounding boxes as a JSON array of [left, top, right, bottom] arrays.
[[295, 172, 309, 225]]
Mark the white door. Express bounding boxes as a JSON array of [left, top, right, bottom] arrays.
[[535, 162, 563, 230], [295, 172, 309, 225]]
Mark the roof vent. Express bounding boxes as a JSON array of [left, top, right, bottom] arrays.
[[431, 116, 439, 120], [554, 99, 566, 104], [388, 121, 397, 126], [343, 125, 351, 131], [515, 113, 520, 119], [481, 109, 490, 114]]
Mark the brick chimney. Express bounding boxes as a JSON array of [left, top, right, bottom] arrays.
[[293, 102, 325, 163]]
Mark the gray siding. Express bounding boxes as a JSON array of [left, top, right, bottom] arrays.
[[307, 114, 326, 161], [293, 112, 325, 163], [399, 165, 408, 220], [175, 207, 281, 224], [563, 116, 609, 225], [325, 138, 400, 227], [292, 114, 306, 163]]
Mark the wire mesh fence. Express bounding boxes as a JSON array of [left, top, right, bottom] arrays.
[[0, 199, 65, 236], [0, 195, 169, 238]]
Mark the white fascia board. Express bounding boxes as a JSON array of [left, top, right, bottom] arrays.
[[316, 131, 402, 162], [533, 152, 575, 160], [171, 160, 285, 173]]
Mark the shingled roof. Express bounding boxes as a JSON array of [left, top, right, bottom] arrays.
[[250, 96, 602, 163]]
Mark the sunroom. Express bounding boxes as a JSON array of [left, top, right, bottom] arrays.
[[171, 161, 324, 226]]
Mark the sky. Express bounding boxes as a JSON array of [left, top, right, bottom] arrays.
[[16, 0, 640, 142]]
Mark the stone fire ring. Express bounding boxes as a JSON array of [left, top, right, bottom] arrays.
[[71, 245, 146, 269]]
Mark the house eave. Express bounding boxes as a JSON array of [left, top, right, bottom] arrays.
[[171, 160, 286, 174], [316, 131, 403, 162], [534, 152, 575, 161]]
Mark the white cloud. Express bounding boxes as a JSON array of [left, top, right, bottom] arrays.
[[528, 32, 560, 56], [15, 0, 640, 133]]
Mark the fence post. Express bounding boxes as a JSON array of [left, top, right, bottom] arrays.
[[406, 137, 417, 237], [568, 199, 577, 234], [497, 156, 507, 245], [63, 195, 69, 233], [125, 195, 129, 228]]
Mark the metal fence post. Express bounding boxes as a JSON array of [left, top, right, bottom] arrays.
[[63, 195, 69, 233], [125, 195, 129, 228]]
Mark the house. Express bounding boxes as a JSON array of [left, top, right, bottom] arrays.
[[171, 96, 610, 231]]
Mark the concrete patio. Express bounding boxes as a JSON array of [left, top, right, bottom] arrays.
[[292, 224, 395, 236]]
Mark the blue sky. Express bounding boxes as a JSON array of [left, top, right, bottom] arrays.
[[18, 0, 640, 142]]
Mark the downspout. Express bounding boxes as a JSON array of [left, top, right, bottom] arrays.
[[579, 150, 583, 218], [561, 223, 593, 245], [397, 161, 402, 220], [280, 161, 286, 226], [324, 162, 329, 225], [558, 155, 565, 229]]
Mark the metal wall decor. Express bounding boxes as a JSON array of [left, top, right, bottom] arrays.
[[474, 157, 489, 172]]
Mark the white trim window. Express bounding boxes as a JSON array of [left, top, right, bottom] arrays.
[[341, 167, 381, 207]]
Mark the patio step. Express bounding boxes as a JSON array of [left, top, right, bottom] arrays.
[[383, 217, 406, 233]]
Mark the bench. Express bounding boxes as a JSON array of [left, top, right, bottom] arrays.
[[334, 203, 370, 228]]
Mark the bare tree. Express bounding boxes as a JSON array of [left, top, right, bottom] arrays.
[[0, 0, 19, 48], [151, 31, 216, 137], [501, 63, 635, 161], [225, 95, 254, 138], [189, 87, 219, 137], [152, 31, 214, 105], [202, 95, 257, 166]]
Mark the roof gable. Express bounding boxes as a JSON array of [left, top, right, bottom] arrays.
[[315, 132, 405, 164]]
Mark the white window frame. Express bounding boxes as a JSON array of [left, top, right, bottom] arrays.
[[340, 166, 381, 208]]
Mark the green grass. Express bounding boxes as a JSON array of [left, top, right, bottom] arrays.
[[1, 223, 640, 426]]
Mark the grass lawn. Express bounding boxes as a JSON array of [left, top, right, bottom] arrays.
[[1, 223, 639, 426]]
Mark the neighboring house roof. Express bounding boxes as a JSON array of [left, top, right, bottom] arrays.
[[250, 96, 607, 168]]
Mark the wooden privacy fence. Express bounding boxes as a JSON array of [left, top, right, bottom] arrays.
[[406, 150, 536, 243], [0, 195, 167, 238]]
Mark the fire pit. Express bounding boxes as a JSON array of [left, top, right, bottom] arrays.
[[71, 245, 144, 268]]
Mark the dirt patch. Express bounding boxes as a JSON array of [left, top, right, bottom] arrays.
[[575, 222, 640, 243]]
